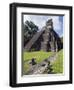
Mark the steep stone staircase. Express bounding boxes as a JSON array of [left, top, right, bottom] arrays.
[[24, 28, 45, 51]]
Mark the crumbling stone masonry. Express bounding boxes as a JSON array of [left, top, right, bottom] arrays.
[[24, 19, 63, 52]]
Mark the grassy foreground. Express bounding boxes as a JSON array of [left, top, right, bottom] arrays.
[[22, 50, 63, 75], [51, 49, 63, 73], [23, 51, 53, 63], [23, 51, 53, 74]]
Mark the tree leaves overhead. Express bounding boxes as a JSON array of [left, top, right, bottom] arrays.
[[23, 20, 39, 46]]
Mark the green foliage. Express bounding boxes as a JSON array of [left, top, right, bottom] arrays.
[[23, 20, 39, 45], [61, 37, 63, 43]]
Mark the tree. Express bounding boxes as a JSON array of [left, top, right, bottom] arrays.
[[23, 20, 39, 46]]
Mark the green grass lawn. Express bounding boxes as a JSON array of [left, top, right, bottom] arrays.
[[22, 50, 63, 75], [23, 51, 53, 63], [51, 49, 63, 74], [23, 51, 53, 74]]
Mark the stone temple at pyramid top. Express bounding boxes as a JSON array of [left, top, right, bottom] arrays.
[[46, 19, 53, 29]]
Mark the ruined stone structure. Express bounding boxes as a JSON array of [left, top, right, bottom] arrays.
[[27, 53, 57, 74], [41, 19, 54, 51], [24, 19, 62, 52]]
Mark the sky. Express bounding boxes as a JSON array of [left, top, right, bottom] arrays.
[[23, 15, 64, 37]]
